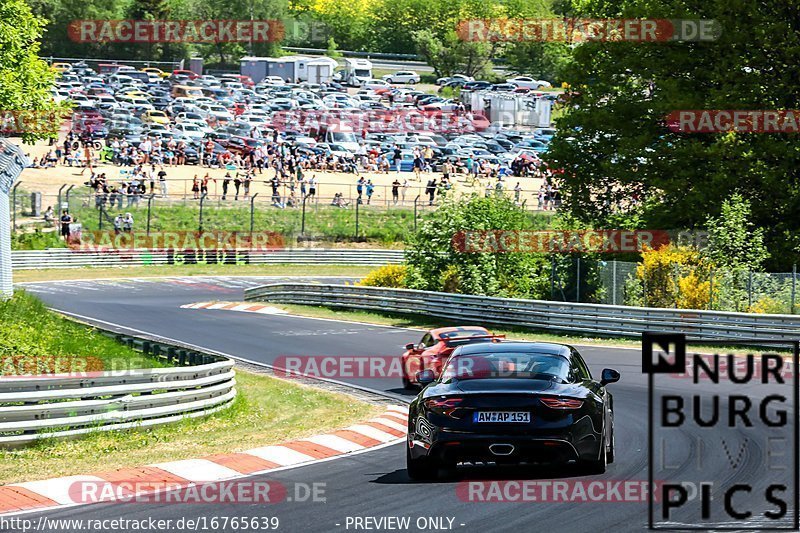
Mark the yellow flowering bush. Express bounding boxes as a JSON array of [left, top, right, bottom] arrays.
[[357, 264, 408, 288]]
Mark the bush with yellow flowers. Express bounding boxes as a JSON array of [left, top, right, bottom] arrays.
[[629, 244, 714, 309], [357, 264, 408, 288]]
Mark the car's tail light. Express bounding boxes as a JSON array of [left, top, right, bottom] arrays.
[[540, 397, 584, 409], [425, 397, 463, 409]]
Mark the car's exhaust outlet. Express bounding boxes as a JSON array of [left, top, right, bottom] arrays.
[[489, 443, 515, 456]]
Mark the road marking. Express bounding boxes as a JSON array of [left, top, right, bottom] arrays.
[[180, 301, 287, 315], [1, 407, 407, 517], [148, 459, 241, 483], [13, 476, 105, 506]]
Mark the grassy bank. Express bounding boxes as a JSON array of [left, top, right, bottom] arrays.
[[0, 369, 380, 483], [0, 291, 165, 374], [13, 263, 376, 282], [68, 202, 424, 245]]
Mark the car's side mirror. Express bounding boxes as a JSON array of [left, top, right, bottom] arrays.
[[405, 343, 415, 351], [416, 369, 435, 385], [600, 368, 620, 386]]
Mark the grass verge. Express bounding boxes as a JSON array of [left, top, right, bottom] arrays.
[[0, 369, 381, 484], [13, 264, 376, 283], [272, 303, 789, 355], [0, 291, 166, 373], [68, 203, 423, 246]]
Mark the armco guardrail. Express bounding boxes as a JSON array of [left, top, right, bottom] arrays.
[[0, 331, 235, 447], [245, 283, 800, 342], [11, 248, 404, 270]]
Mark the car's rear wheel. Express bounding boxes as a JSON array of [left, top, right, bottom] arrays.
[[406, 444, 437, 481], [386, 78, 393, 84], [581, 428, 609, 474], [410, 79, 417, 84], [402, 374, 415, 390]]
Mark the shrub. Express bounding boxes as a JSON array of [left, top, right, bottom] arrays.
[[404, 195, 550, 298], [357, 264, 408, 288], [628, 244, 714, 309], [748, 296, 787, 314]]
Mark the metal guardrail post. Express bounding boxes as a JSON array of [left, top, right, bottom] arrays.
[[748, 270, 753, 309], [57, 184, 67, 209], [64, 185, 75, 209], [709, 269, 714, 310], [146, 194, 155, 237], [250, 193, 258, 247], [792, 264, 797, 314], [198, 192, 207, 232], [355, 198, 360, 238], [576, 256, 581, 303], [301, 193, 307, 236], [413, 195, 420, 232], [611, 260, 617, 306], [10, 182, 21, 232]]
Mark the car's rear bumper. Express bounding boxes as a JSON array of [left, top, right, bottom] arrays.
[[409, 430, 601, 465]]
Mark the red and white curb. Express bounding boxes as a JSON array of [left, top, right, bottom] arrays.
[[0, 405, 408, 516], [181, 301, 287, 315]]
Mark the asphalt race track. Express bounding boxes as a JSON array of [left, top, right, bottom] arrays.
[[6, 276, 797, 533]]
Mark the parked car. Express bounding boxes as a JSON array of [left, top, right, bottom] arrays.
[[436, 74, 474, 86], [506, 76, 552, 89], [382, 71, 421, 84]]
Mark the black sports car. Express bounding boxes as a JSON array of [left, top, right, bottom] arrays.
[[406, 341, 620, 480]]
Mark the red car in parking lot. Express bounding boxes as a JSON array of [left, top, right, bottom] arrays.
[[401, 326, 504, 389]]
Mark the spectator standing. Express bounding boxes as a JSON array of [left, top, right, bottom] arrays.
[[113, 214, 123, 235], [393, 145, 402, 174], [426, 178, 437, 206], [365, 179, 374, 205], [221, 172, 231, 200], [201, 173, 213, 196], [308, 175, 317, 198], [158, 167, 168, 197], [60, 210, 72, 240], [233, 173, 242, 200], [192, 175, 200, 199], [391, 178, 400, 205], [356, 177, 365, 204], [123, 213, 134, 232]]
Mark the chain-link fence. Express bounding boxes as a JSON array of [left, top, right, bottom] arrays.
[[596, 260, 799, 314], [50, 191, 431, 243]]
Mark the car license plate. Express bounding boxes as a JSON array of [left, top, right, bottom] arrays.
[[473, 411, 530, 423]]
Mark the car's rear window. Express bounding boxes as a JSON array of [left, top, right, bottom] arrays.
[[441, 353, 570, 382], [439, 329, 488, 340]]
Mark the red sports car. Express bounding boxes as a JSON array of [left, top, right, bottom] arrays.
[[401, 326, 504, 389]]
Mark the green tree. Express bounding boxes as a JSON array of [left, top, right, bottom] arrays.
[[704, 193, 769, 271], [545, 0, 800, 270], [504, 42, 571, 84], [412, 29, 498, 78], [0, 0, 64, 142], [405, 195, 550, 298], [325, 36, 342, 60]]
